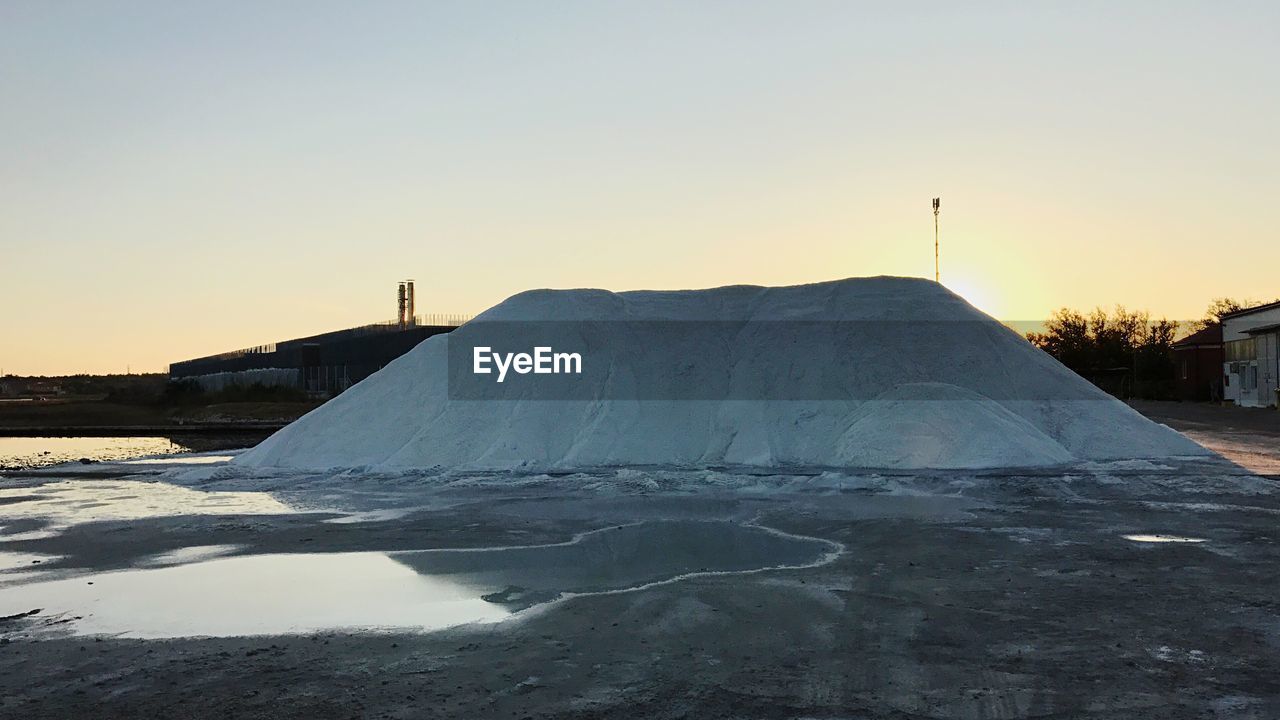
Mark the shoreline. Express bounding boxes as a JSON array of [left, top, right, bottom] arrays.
[[0, 423, 289, 437], [0, 398, 320, 437]]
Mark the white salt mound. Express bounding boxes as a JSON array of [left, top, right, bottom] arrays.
[[236, 277, 1206, 471], [835, 384, 1075, 469]]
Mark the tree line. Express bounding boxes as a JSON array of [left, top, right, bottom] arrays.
[[1025, 298, 1271, 400]]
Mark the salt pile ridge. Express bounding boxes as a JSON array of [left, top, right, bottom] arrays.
[[236, 277, 1205, 471]]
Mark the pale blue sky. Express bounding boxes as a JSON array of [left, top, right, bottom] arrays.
[[2, 1, 1277, 373]]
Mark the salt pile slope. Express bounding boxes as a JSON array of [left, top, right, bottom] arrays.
[[236, 277, 1206, 471]]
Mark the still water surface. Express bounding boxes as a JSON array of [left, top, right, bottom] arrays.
[[0, 436, 193, 469], [0, 521, 836, 638]]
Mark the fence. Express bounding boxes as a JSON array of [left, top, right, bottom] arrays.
[[186, 368, 300, 393]]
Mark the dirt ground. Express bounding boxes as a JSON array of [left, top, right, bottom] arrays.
[[1130, 400, 1280, 476], [0, 451, 1277, 719]]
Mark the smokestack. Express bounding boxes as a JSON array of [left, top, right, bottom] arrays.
[[397, 282, 407, 327], [406, 280, 415, 326]]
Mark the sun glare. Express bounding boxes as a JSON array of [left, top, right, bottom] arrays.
[[942, 275, 1001, 319]]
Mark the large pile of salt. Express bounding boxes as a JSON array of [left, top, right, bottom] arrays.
[[235, 277, 1205, 471]]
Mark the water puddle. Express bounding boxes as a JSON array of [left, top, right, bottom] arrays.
[[121, 455, 236, 465], [1, 552, 508, 637], [389, 521, 837, 608], [323, 507, 428, 525], [0, 437, 194, 470], [0, 551, 62, 585], [0, 480, 293, 535], [1123, 534, 1207, 544], [0, 521, 836, 638], [0, 551, 59, 572], [136, 545, 243, 567]]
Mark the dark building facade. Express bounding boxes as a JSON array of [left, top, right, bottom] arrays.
[[1171, 324, 1223, 402], [169, 320, 462, 395]]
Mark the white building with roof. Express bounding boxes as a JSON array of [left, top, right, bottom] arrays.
[[1221, 301, 1280, 408]]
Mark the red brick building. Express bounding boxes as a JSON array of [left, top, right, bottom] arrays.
[[1171, 324, 1223, 402]]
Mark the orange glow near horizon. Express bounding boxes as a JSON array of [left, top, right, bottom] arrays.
[[2, 3, 1277, 375]]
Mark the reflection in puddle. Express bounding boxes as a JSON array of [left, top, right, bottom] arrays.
[[0, 553, 508, 638], [0, 551, 59, 572], [137, 545, 243, 567], [0, 521, 836, 638], [122, 455, 236, 465], [390, 521, 837, 609], [323, 507, 429, 525], [0, 551, 63, 586], [1123, 534, 1207, 543], [0, 437, 192, 469], [0, 480, 293, 534]]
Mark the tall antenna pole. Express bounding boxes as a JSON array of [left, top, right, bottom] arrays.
[[932, 197, 941, 283]]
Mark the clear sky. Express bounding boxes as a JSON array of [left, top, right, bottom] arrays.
[[2, 1, 1277, 375]]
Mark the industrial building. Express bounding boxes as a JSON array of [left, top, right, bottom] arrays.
[[1221, 300, 1280, 408], [169, 281, 469, 396]]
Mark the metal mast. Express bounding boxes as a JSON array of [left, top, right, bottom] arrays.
[[932, 197, 941, 283]]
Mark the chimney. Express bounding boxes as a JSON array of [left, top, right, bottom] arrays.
[[406, 280, 415, 326]]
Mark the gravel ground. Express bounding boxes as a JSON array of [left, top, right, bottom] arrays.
[[0, 451, 1277, 719]]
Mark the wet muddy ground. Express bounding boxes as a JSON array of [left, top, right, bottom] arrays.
[[0, 452, 1278, 718]]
